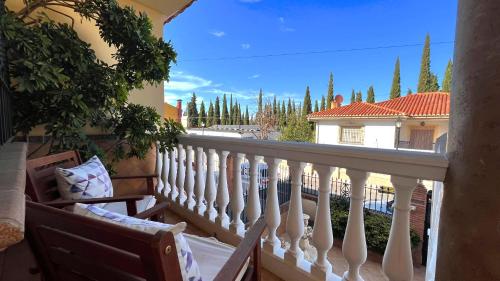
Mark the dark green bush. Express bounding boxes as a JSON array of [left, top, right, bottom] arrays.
[[330, 196, 421, 255]]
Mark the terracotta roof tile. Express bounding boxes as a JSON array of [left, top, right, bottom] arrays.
[[308, 92, 450, 119]]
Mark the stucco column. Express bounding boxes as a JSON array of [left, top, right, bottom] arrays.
[[436, 0, 500, 280]]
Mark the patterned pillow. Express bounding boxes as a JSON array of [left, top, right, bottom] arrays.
[[70, 203, 203, 281], [55, 156, 113, 200]]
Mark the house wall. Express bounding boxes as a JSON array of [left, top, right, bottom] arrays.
[[164, 103, 179, 121], [399, 119, 449, 145]]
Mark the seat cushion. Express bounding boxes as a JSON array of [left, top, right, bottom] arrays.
[[184, 234, 249, 281], [100, 195, 156, 215], [55, 156, 113, 200]]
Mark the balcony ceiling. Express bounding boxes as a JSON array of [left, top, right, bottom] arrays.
[[133, 0, 195, 22]]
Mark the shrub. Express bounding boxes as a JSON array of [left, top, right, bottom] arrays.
[[330, 197, 421, 255]]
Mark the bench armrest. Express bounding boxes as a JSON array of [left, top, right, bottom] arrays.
[[214, 217, 266, 281], [43, 195, 145, 216], [134, 201, 169, 220], [111, 174, 157, 195]]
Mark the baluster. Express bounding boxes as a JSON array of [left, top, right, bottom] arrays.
[[246, 154, 262, 227], [342, 169, 368, 281], [169, 147, 178, 200], [382, 176, 417, 281], [229, 153, 245, 235], [176, 144, 186, 205], [215, 150, 230, 228], [311, 165, 334, 280], [161, 150, 170, 198], [155, 142, 164, 195], [203, 149, 217, 219], [183, 146, 195, 209], [194, 147, 207, 215], [285, 161, 306, 265], [263, 157, 281, 252]]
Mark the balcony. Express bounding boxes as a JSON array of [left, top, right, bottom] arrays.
[[155, 134, 448, 281]]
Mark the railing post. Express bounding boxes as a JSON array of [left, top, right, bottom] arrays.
[[168, 147, 178, 200], [285, 161, 306, 266], [194, 147, 206, 215], [382, 176, 417, 281], [176, 144, 186, 205], [183, 146, 195, 209], [263, 157, 281, 252], [311, 164, 334, 280], [229, 152, 245, 235], [246, 154, 261, 227], [155, 142, 164, 195], [343, 169, 368, 281], [204, 149, 217, 220], [215, 150, 230, 228], [161, 150, 170, 198]]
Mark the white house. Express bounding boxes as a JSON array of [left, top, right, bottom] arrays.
[[308, 92, 450, 151]]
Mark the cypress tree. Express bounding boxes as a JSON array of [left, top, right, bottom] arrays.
[[229, 94, 233, 125], [258, 89, 263, 114], [417, 34, 439, 92], [222, 94, 228, 125], [355, 91, 362, 102], [303, 86, 312, 116], [442, 60, 453, 92], [244, 106, 250, 125], [198, 100, 206, 126], [273, 96, 277, 116], [350, 90, 355, 104], [215, 96, 221, 125], [207, 101, 214, 126], [320, 96, 326, 111], [188, 93, 199, 127], [389, 57, 401, 99], [326, 72, 334, 108], [314, 100, 319, 112], [235, 103, 241, 125], [287, 98, 292, 117], [430, 73, 440, 91], [366, 86, 375, 103], [292, 100, 296, 114], [281, 101, 286, 126], [407, 88, 413, 95]]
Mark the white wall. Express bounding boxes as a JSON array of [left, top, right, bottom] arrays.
[[186, 129, 243, 138], [316, 119, 396, 149]]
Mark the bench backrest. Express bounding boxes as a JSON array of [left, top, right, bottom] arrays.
[[26, 151, 82, 202], [25, 201, 183, 281]]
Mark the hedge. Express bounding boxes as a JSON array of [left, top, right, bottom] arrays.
[[330, 196, 421, 255]]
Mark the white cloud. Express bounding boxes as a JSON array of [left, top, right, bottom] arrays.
[[278, 17, 295, 32], [241, 43, 251, 49], [240, 0, 262, 3], [248, 74, 260, 79], [165, 71, 212, 92], [210, 30, 226, 37], [279, 17, 285, 23]]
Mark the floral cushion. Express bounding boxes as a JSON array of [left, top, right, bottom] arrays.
[[70, 203, 203, 281], [55, 156, 113, 200]]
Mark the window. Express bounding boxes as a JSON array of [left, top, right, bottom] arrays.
[[339, 126, 364, 144]]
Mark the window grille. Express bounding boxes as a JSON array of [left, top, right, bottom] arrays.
[[340, 126, 364, 144]]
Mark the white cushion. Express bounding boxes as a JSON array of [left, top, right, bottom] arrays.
[[184, 234, 249, 281], [100, 195, 156, 215], [69, 203, 202, 281], [55, 156, 113, 200]]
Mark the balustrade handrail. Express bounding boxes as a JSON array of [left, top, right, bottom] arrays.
[[178, 135, 448, 181]]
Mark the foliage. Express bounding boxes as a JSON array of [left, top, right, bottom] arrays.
[[1, 0, 181, 168], [330, 196, 421, 255], [366, 86, 375, 103], [407, 88, 413, 95], [187, 93, 199, 127], [198, 100, 206, 126], [314, 100, 319, 112], [256, 102, 276, 140], [258, 89, 263, 114], [207, 101, 214, 126], [279, 112, 314, 142], [441, 60, 453, 92], [326, 72, 334, 108], [356, 91, 363, 102], [351, 90, 355, 104], [417, 34, 440, 92], [302, 86, 312, 116], [222, 94, 228, 125], [244, 106, 250, 125], [214, 96, 221, 125], [320, 96, 326, 111], [390, 57, 401, 99], [229, 94, 233, 124]]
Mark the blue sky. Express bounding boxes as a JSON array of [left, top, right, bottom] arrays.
[[163, 0, 457, 113]]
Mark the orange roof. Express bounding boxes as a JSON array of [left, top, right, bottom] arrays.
[[308, 92, 450, 119]]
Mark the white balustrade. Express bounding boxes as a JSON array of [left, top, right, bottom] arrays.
[[285, 161, 306, 266], [194, 147, 206, 215], [176, 144, 186, 205], [161, 150, 170, 197], [204, 149, 217, 220], [215, 150, 230, 228], [155, 143, 164, 195], [183, 146, 195, 209], [342, 169, 368, 281], [170, 135, 448, 281], [245, 155, 261, 227], [263, 157, 281, 252], [229, 152, 245, 235], [382, 176, 418, 281], [168, 147, 178, 200], [311, 165, 334, 280]]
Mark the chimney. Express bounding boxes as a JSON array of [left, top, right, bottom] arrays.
[[331, 94, 344, 109], [176, 99, 182, 122]]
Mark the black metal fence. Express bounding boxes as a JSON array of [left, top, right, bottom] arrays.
[[0, 0, 13, 146]]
